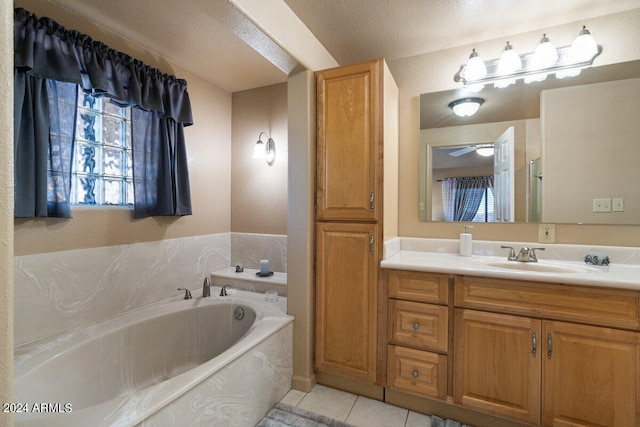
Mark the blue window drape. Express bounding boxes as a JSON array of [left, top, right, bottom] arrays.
[[13, 8, 194, 218], [442, 176, 494, 222]]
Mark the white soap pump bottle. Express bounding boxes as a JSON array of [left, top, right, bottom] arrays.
[[459, 225, 474, 257]]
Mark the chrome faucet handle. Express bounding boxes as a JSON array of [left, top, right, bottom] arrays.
[[501, 245, 517, 261], [177, 288, 193, 299], [529, 247, 545, 262], [220, 285, 232, 297], [202, 277, 211, 298]]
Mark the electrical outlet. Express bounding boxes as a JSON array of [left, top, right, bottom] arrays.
[[592, 198, 612, 212], [538, 223, 556, 243]]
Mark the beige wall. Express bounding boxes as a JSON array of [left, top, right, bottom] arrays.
[[542, 78, 640, 224], [1, 1, 14, 423], [13, 0, 232, 256], [391, 9, 640, 246], [231, 83, 288, 235]]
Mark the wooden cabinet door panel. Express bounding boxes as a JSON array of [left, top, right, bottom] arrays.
[[454, 309, 541, 425], [543, 321, 640, 427], [389, 300, 448, 352], [387, 345, 447, 400], [317, 60, 380, 221], [388, 270, 449, 304], [315, 222, 378, 382]]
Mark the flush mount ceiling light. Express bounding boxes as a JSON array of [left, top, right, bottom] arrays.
[[448, 97, 485, 117], [475, 144, 495, 157], [252, 132, 276, 166], [455, 25, 601, 90]]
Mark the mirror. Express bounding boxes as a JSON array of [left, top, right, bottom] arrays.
[[419, 60, 640, 225]]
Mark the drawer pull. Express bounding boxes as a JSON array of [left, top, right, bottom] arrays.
[[412, 370, 419, 378], [412, 323, 420, 331]]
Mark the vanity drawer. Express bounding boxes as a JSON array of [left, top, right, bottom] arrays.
[[388, 270, 449, 304], [389, 300, 448, 352], [455, 275, 640, 330], [387, 345, 447, 400]]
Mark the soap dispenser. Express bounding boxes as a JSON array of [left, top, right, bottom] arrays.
[[460, 225, 473, 257]]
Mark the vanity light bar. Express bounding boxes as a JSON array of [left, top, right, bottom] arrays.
[[455, 44, 602, 87]]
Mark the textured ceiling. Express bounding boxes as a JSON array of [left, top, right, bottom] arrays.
[[283, 0, 640, 65], [44, 0, 640, 92]]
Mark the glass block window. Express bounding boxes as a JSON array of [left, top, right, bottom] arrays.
[[71, 89, 134, 205]]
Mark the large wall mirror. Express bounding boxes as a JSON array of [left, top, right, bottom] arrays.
[[419, 60, 640, 225]]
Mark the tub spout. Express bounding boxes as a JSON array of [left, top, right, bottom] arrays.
[[202, 277, 211, 297]]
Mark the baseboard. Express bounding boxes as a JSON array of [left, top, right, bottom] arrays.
[[292, 373, 317, 393]]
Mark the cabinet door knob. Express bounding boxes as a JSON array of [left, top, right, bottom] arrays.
[[413, 323, 420, 331], [412, 370, 419, 378]]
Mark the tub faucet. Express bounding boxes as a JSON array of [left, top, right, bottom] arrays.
[[177, 288, 193, 299], [202, 277, 211, 297], [220, 285, 232, 297]]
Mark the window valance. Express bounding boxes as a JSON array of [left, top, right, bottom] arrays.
[[14, 8, 192, 125]]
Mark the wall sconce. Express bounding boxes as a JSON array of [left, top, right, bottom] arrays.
[[252, 132, 276, 166], [448, 97, 485, 117], [455, 25, 601, 91]]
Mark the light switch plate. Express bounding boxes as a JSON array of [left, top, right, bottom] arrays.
[[612, 198, 624, 212], [538, 223, 556, 243]]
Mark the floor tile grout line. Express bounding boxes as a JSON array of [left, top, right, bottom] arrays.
[[343, 395, 359, 423]]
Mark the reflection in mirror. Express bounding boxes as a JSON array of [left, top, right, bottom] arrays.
[[419, 60, 640, 225]]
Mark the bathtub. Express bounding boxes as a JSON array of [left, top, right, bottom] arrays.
[[14, 288, 293, 426]]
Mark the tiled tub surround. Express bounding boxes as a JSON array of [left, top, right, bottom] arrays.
[[14, 234, 232, 346], [15, 289, 293, 427], [382, 237, 640, 289]]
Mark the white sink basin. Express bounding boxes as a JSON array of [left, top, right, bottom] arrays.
[[478, 260, 599, 274]]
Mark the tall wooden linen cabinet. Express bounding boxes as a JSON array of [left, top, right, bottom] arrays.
[[315, 58, 398, 389]]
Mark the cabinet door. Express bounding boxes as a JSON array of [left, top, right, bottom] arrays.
[[543, 321, 640, 427], [316, 60, 380, 221], [315, 222, 378, 382], [454, 309, 541, 424]]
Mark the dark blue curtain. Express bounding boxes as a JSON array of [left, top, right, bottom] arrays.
[[442, 176, 494, 222], [13, 8, 193, 218]]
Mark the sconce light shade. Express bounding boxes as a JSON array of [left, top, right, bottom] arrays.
[[532, 34, 558, 69], [462, 49, 487, 81], [570, 25, 598, 62], [252, 132, 277, 166], [448, 97, 484, 117]]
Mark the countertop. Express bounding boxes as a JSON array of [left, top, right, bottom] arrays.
[[381, 239, 640, 291]]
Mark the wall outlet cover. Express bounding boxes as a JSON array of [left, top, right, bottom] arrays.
[[538, 223, 556, 243]]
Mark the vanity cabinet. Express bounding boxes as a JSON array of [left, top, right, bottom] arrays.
[[386, 270, 450, 400], [315, 58, 398, 388], [454, 275, 640, 427]]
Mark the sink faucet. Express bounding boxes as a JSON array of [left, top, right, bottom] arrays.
[[202, 277, 211, 297], [501, 245, 545, 262]]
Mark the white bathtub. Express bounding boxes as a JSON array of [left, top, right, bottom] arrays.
[[14, 288, 293, 426]]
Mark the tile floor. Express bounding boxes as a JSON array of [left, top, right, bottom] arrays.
[[279, 384, 432, 427]]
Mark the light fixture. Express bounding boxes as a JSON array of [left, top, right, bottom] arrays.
[[448, 97, 484, 117], [455, 25, 600, 89], [475, 145, 494, 157], [252, 132, 277, 166]]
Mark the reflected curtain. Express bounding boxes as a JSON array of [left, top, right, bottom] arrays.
[[13, 8, 193, 218], [442, 176, 494, 222]]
